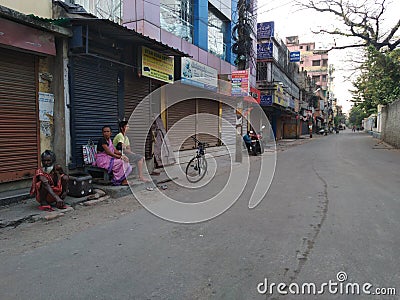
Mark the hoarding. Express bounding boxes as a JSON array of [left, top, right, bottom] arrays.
[[142, 46, 174, 83], [257, 43, 273, 59], [232, 70, 249, 96], [181, 57, 218, 91], [260, 95, 273, 106], [257, 21, 274, 39], [290, 51, 301, 62]]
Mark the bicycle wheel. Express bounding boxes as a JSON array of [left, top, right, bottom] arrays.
[[186, 156, 207, 183]]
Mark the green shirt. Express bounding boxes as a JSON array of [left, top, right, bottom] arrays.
[[113, 133, 130, 148]]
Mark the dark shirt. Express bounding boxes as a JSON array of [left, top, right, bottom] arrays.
[[97, 137, 109, 152], [243, 134, 252, 144]]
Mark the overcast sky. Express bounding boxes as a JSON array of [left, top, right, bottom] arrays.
[[256, 0, 400, 113]]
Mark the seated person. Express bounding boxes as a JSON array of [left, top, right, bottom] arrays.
[[30, 150, 69, 210], [243, 131, 253, 153], [113, 120, 149, 182], [94, 125, 132, 186]]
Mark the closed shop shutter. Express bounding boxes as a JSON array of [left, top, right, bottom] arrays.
[[0, 48, 38, 182], [221, 104, 237, 146], [167, 99, 197, 151], [124, 71, 151, 157], [197, 98, 219, 147], [70, 56, 119, 167]]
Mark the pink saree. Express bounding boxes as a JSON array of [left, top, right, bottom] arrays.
[[94, 139, 132, 185]]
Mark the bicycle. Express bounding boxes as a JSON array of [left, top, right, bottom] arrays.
[[185, 136, 208, 183]]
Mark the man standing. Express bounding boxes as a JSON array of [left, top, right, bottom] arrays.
[[30, 150, 69, 210]]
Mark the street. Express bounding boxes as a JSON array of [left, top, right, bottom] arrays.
[[1, 131, 399, 299]]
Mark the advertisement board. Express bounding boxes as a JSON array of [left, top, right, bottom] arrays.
[[289, 51, 301, 62], [260, 95, 273, 106], [231, 70, 249, 96], [181, 57, 218, 91], [257, 21, 274, 39], [142, 46, 174, 83], [257, 43, 273, 59]]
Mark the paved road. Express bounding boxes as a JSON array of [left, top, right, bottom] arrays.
[[1, 131, 399, 299]]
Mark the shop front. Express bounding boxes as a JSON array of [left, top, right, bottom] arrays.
[[0, 14, 69, 184], [67, 19, 186, 168]]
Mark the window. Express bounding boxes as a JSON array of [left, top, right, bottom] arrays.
[[322, 75, 327, 82], [312, 60, 321, 66], [312, 75, 320, 83], [322, 59, 328, 66], [208, 7, 228, 60], [160, 0, 194, 43], [299, 46, 303, 49]]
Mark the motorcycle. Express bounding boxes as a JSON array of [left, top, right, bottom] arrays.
[[249, 130, 265, 155]]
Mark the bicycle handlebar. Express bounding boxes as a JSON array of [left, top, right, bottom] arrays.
[[190, 135, 209, 148]]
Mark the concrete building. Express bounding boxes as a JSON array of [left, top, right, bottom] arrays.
[[256, 21, 303, 140], [286, 36, 329, 130]]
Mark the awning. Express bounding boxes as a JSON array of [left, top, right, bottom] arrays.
[[69, 18, 188, 57]]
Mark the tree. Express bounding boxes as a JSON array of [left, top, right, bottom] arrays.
[[300, 0, 400, 51], [351, 46, 400, 113], [349, 105, 367, 126]]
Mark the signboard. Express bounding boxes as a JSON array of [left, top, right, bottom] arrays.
[[290, 51, 301, 62], [260, 94, 273, 106], [231, 70, 249, 96], [244, 87, 261, 103], [0, 18, 56, 56], [181, 57, 218, 91], [274, 84, 286, 107], [257, 21, 274, 39], [257, 43, 273, 59], [142, 46, 174, 83]]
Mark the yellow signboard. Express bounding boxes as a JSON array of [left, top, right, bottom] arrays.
[[274, 84, 286, 106], [142, 46, 174, 83]]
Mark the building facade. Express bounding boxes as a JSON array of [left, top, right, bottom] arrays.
[[256, 21, 302, 140], [286, 36, 329, 130]]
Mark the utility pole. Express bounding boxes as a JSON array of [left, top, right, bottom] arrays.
[[232, 0, 254, 162]]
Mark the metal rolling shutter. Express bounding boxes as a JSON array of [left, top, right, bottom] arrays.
[[124, 72, 151, 158], [196, 98, 219, 147], [0, 48, 38, 182], [70, 57, 119, 167], [167, 99, 197, 151], [221, 103, 237, 146]]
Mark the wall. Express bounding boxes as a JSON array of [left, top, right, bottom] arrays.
[[382, 99, 400, 148], [0, 0, 52, 18]]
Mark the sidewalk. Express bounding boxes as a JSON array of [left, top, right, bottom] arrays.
[[0, 136, 315, 228]]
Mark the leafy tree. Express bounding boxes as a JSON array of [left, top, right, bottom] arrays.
[[300, 0, 400, 51], [349, 105, 367, 126], [352, 46, 400, 113]]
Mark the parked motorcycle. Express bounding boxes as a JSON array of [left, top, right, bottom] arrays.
[[249, 130, 264, 155]]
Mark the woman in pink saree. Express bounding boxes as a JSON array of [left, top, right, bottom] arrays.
[[94, 125, 132, 185]]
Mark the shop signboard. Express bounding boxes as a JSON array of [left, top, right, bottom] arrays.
[[142, 46, 174, 83], [274, 84, 286, 106], [231, 70, 249, 97], [257, 42, 273, 59], [260, 94, 273, 106], [257, 21, 274, 39], [181, 57, 218, 91], [290, 51, 301, 62]]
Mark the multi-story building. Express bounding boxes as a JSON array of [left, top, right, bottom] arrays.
[[286, 36, 329, 129], [256, 21, 302, 140]]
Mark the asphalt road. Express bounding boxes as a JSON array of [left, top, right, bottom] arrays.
[[1, 131, 399, 300]]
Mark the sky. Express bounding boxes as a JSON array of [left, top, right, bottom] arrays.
[[256, 0, 400, 114]]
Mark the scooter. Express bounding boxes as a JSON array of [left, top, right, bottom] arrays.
[[249, 131, 264, 155]]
